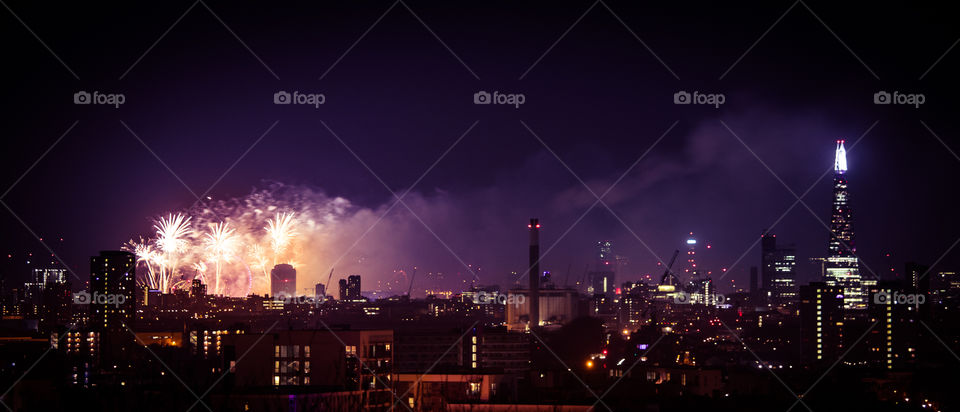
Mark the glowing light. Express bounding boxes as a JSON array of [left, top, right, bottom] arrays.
[[835, 140, 848, 173], [686, 239, 697, 245]]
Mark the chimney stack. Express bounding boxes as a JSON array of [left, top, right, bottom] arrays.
[[528, 218, 540, 328]]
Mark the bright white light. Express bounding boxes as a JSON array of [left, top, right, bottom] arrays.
[[835, 140, 848, 173], [686, 239, 697, 245]]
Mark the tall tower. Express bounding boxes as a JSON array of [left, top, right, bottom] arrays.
[[829, 140, 854, 256], [90, 250, 137, 368], [823, 140, 870, 310], [528, 218, 540, 328], [685, 232, 698, 277], [270, 264, 296, 298]]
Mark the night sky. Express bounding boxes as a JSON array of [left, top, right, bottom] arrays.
[[1, 1, 958, 293]]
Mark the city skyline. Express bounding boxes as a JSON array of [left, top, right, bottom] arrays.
[[1, 2, 959, 296], [2, 2, 959, 411]]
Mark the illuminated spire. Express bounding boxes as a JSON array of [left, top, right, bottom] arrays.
[[834, 140, 847, 173]]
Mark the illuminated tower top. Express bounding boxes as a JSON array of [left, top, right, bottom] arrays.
[[834, 140, 847, 174], [829, 140, 854, 256]]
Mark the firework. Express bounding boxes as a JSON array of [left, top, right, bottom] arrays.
[[125, 184, 355, 297], [265, 212, 298, 266], [204, 221, 237, 295]]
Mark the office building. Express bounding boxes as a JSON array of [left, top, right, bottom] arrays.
[[270, 264, 296, 298]]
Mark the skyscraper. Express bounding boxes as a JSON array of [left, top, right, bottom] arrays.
[[347, 275, 361, 300], [90, 251, 136, 333], [761, 233, 798, 308], [270, 264, 297, 298], [90, 250, 137, 369], [823, 140, 873, 310]]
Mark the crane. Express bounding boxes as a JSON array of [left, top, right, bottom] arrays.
[[323, 268, 334, 298], [406, 267, 417, 297], [658, 250, 681, 286]]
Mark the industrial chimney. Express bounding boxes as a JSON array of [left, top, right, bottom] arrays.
[[528, 218, 540, 328]]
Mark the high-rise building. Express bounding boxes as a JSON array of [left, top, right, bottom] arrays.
[[90, 251, 136, 333], [347, 275, 361, 300], [684, 233, 698, 277], [270, 264, 296, 298], [339, 279, 348, 301], [800, 282, 844, 365], [90, 250, 137, 369], [822, 140, 874, 310], [761, 233, 798, 308]]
